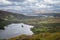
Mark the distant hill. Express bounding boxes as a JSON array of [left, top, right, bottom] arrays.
[[0, 10, 40, 29], [38, 13, 60, 17], [0, 10, 25, 19], [0, 10, 26, 29], [0, 10, 60, 21], [0, 10, 41, 20], [0, 10, 60, 29]]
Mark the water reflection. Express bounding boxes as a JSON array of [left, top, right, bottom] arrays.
[[0, 23, 34, 39]]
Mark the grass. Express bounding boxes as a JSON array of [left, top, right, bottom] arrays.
[[1, 18, 59, 40], [8, 34, 27, 40], [9, 32, 60, 40], [8, 18, 60, 40]]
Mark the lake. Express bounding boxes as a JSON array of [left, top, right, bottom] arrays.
[[0, 23, 34, 39]]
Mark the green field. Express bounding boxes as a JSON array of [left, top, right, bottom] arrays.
[[9, 32, 60, 40], [8, 18, 60, 40]]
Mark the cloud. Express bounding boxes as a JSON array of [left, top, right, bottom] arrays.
[[0, 0, 60, 14], [7, 0, 26, 2], [0, 0, 12, 5]]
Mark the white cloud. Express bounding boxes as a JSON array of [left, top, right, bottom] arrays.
[[27, 0, 38, 3], [0, 0, 60, 14], [35, 4, 47, 8], [0, 0, 12, 5], [1, 6, 22, 10], [44, 0, 60, 4], [44, 0, 53, 3], [35, 9, 59, 14]]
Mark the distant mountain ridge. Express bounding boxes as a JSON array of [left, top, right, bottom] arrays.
[[0, 10, 25, 18], [0, 10, 41, 20], [0, 10, 60, 20], [0, 10, 60, 29], [38, 13, 60, 17]]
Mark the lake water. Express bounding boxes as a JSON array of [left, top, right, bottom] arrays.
[[0, 23, 34, 39]]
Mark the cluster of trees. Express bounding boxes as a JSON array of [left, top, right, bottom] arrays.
[[31, 23, 60, 34], [0, 18, 11, 30]]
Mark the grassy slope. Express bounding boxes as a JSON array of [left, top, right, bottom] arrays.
[[9, 32, 60, 40], [8, 18, 60, 40], [0, 10, 60, 40]]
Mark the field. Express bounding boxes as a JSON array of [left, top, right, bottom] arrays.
[[9, 32, 60, 40], [20, 18, 60, 25], [0, 10, 60, 40], [8, 18, 60, 40]]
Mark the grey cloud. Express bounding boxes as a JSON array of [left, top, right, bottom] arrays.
[[7, 0, 26, 2], [0, 0, 60, 14]]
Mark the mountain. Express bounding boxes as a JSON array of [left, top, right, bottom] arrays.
[[0, 10, 26, 19], [0, 10, 41, 29], [0, 10, 27, 29], [0, 10, 41, 20], [0, 10, 60, 29], [0, 10, 60, 20], [38, 13, 60, 17]]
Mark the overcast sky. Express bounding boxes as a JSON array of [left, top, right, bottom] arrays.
[[0, 0, 60, 15]]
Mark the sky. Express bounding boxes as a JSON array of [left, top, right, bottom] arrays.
[[0, 0, 60, 15]]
